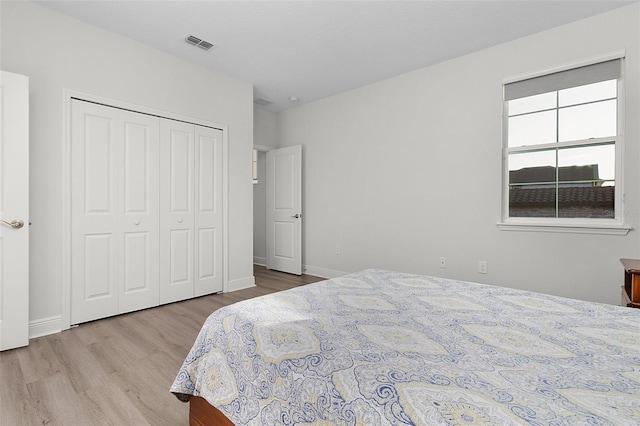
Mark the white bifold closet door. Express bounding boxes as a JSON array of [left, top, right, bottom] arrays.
[[159, 120, 223, 304], [71, 101, 160, 324], [71, 100, 222, 325]]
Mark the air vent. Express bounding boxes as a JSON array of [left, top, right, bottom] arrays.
[[185, 34, 216, 51], [197, 40, 215, 51], [185, 35, 201, 46], [254, 97, 274, 106]]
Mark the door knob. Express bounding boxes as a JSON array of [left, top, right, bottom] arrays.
[[291, 214, 301, 219], [1, 219, 24, 229]]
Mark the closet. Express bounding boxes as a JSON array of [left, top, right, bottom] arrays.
[[70, 100, 223, 324]]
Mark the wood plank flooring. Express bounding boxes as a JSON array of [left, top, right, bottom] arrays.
[[0, 266, 323, 426]]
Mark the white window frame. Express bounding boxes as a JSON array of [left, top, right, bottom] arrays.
[[498, 51, 631, 235]]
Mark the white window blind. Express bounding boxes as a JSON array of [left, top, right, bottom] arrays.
[[504, 59, 621, 101]]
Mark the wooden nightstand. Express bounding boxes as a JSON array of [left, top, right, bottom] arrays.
[[620, 258, 640, 308]]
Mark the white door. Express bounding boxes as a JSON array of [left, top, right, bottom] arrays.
[[160, 121, 223, 303], [0, 71, 29, 351], [267, 145, 302, 275], [71, 101, 119, 324], [194, 126, 223, 297], [160, 120, 195, 304], [117, 110, 160, 314], [71, 101, 160, 324]]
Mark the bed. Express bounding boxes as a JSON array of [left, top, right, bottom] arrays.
[[171, 269, 640, 425]]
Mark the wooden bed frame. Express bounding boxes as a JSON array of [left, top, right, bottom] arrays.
[[189, 396, 235, 426]]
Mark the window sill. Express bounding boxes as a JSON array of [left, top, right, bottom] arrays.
[[497, 220, 631, 235]]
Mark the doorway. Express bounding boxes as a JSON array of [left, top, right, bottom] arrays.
[[253, 145, 302, 275], [253, 148, 268, 266]]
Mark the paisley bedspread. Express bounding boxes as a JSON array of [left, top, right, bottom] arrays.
[[170, 269, 640, 425]]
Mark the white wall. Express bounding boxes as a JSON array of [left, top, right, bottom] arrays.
[[254, 106, 278, 149], [278, 3, 640, 305], [0, 1, 255, 334]]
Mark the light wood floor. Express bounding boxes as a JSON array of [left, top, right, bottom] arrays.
[[0, 266, 323, 426]]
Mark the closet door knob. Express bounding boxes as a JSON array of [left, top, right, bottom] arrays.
[[177, 218, 183, 223], [134, 220, 140, 225]]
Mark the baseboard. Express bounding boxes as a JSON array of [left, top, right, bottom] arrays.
[[226, 276, 256, 292], [253, 257, 267, 267], [29, 315, 63, 339], [302, 265, 349, 279]]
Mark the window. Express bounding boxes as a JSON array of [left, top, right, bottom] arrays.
[[502, 58, 626, 231]]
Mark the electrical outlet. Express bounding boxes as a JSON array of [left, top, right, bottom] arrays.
[[479, 260, 488, 274], [439, 257, 447, 268]]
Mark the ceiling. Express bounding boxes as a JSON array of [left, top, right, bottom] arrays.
[[37, 0, 635, 112]]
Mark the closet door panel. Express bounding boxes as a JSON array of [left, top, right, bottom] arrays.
[[83, 234, 115, 299], [197, 228, 215, 280], [123, 232, 148, 289], [71, 101, 119, 324], [170, 229, 192, 282], [83, 116, 112, 214], [194, 126, 223, 296], [160, 119, 195, 304], [118, 111, 160, 314]]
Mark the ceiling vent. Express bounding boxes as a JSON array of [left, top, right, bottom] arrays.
[[185, 34, 216, 51], [254, 97, 274, 106], [197, 40, 215, 50]]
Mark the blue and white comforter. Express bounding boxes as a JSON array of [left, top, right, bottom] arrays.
[[171, 269, 640, 425]]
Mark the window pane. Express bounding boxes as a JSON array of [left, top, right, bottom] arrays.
[[508, 150, 556, 180], [509, 191, 557, 217], [559, 79, 616, 107], [508, 92, 556, 116], [508, 110, 556, 147], [558, 99, 616, 142], [509, 150, 557, 217], [557, 144, 615, 181], [556, 183, 614, 218], [555, 144, 614, 218]]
